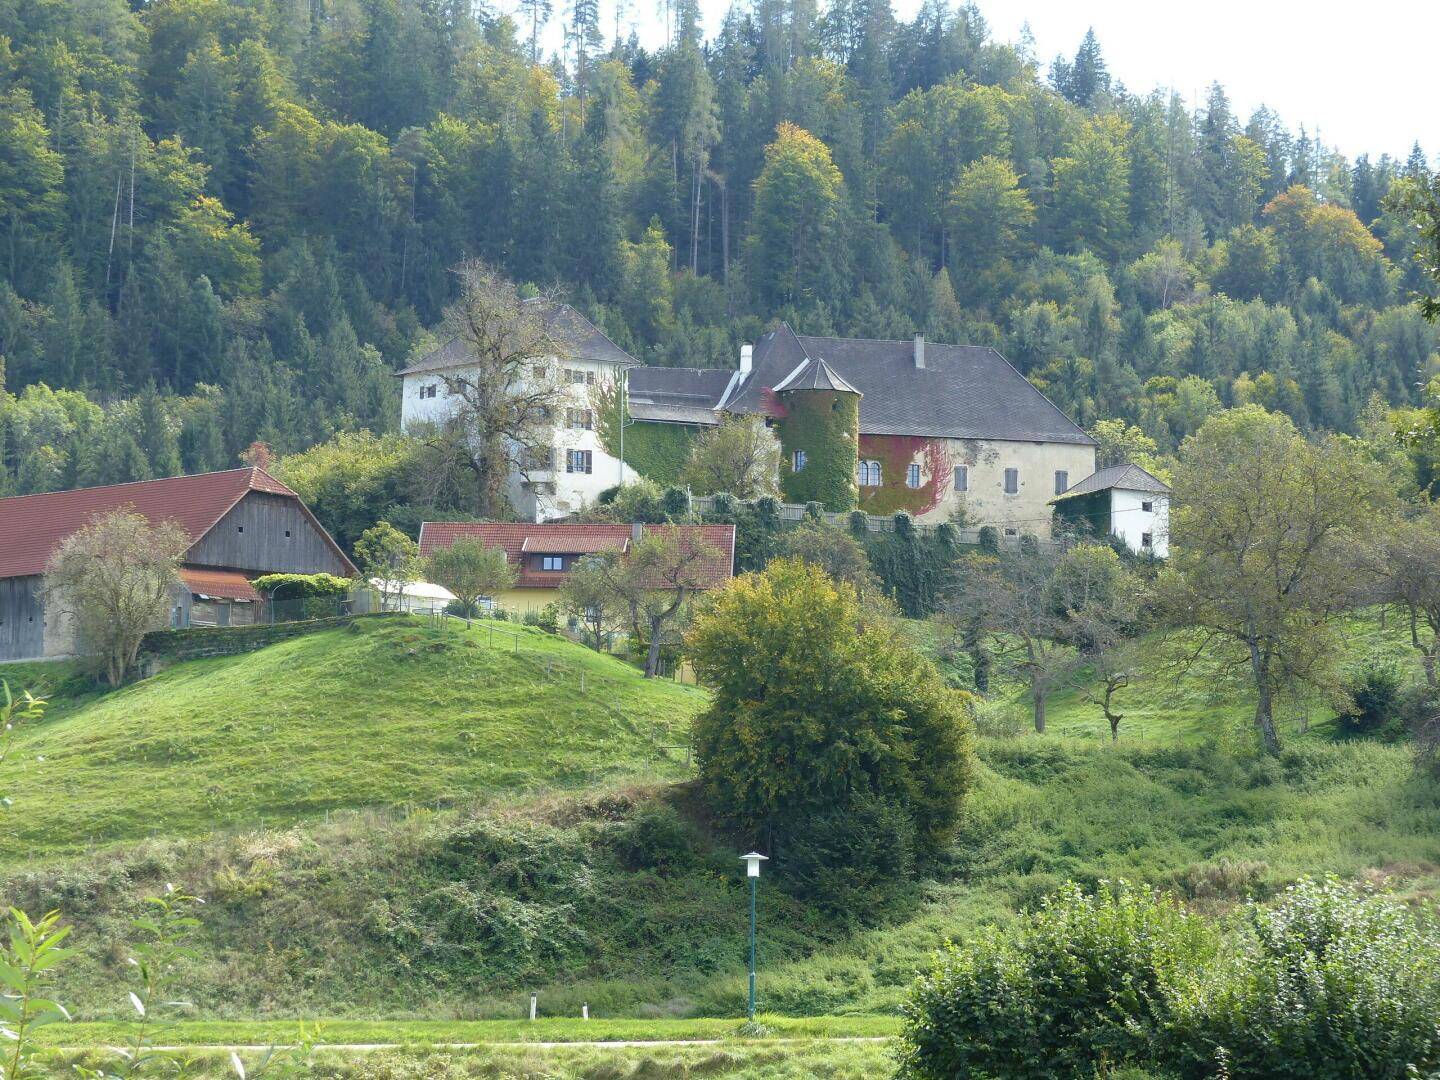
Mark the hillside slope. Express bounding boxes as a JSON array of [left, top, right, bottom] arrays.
[[2, 618, 706, 863]]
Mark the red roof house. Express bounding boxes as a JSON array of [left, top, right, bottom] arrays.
[[418, 521, 736, 610], [0, 468, 356, 660]]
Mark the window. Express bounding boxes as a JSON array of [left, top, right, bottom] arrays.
[[526, 446, 555, 470], [567, 408, 594, 430], [567, 368, 596, 386], [566, 449, 593, 474], [284, 530, 291, 538], [953, 465, 968, 492], [419, 383, 438, 399], [236, 525, 244, 533], [906, 463, 922, 488], [792, 449, 807, 471], [1004, 468, 1019, 495], [541, 555, 565, 571], [1004, 527, 1018, 537], [858, 460, 881, 487], [1142, 500, 1154, 513], [1054, 470, 1069, 495], [1141, 532, 1154, 549]]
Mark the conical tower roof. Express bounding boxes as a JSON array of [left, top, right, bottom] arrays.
[[771, 357, 862, 396]]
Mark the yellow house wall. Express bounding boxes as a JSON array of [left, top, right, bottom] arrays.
[[492, 588, 562, 615]]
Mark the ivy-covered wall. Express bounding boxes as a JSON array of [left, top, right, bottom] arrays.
[[857, 434, 952, 516], [776, 389, 859, 511], [593, 377, 698, 486], [618, 421, 696, 485]]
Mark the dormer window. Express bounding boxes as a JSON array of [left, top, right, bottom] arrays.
[[541, 556, 565, 571]]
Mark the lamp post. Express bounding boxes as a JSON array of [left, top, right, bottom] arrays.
[[741, 851, 768, 1021]]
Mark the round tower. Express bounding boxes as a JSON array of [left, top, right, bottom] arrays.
[[774, 358, 861, 511]]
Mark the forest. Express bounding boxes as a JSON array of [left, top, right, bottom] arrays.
[[0, 0, 1435, 499]]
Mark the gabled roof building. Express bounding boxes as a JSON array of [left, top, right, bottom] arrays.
[[1052, 463, 1172, 557], [627, 325, 1096, 536], [0, 468, 355, 661], [418, 521, 736, 614], [397, 301, 640, 522]]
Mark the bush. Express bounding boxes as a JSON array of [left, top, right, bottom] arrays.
[[1339, 656, 1407, 739], [689, 560, 976, 854], [1172, 879, 1440, 1079], [898, 882, 1216, 1080], [661, 486, 691, 518], [778, 793, 918, 921], [610, 803, 698, 875]]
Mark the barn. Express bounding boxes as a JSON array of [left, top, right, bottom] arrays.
[[0, 467, 356, 662]]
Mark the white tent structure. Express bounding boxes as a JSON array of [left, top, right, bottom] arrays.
[[367, 578, 458, 614]]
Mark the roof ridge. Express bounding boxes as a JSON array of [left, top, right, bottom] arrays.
[[0, 467, 259, 507], [794, 331, 992, 350]]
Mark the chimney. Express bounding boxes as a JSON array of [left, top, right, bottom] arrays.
[[740, 343, 753, 375], [631, 522, 644, 544], [913, 333, 926, 369]]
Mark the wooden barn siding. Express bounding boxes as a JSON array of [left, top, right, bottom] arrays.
[[187, 492, 349, 576], [0, 576, 45, 661]]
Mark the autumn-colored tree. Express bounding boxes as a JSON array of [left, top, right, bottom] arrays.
[[43, 511, 190, 686], [747, 123, 848, 308]]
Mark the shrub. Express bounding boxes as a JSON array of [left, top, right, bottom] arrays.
[[1339, 656, 1407, 739], [689, 560, 976, 854], [661, 486, 691, 518], [778, 793, 918, 921], [1172, 879, 1440, 1079], [610, 803, 698, 875], [897, 882, 1216, 1080]]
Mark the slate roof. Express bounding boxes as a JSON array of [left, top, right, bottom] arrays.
[[1052, 463, 1171, 503], [0, 468, 355, 580], [396, 300, 637, 377], [418, 522, 736, 590], [628, 325, 1092, 445], [627, 367, 737, 425], [771, 357, 861, 395]]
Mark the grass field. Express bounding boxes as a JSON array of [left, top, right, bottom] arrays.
[[1, 617, 706, 863], [45, 1039, 904, 1079], [5, 610, 1440, 1071], [35, 1014, 905, 1047], [916, 608, 1425, 744]]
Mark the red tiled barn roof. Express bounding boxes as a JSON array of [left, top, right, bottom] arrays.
[[0, 468, 355, 579], [419, 522, 736, 589], [179, 567, 263, 602]]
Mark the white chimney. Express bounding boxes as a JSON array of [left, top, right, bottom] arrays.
[[913, 333, 925, 369], [740, 343, 753, 375]]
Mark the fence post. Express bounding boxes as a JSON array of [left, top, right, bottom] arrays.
[[530, 993, 538, 1021]]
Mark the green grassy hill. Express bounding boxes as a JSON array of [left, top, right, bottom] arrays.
[[2, 618, 706, 863], [3, 613, 1438, 1035]]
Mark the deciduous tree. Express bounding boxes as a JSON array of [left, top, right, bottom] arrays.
[[426, 538, 516, 618], [1162, 406, 1388, 753], [688, 558, 975, 852], [43, 511, 190, 686], [678, 413, 780, 499]]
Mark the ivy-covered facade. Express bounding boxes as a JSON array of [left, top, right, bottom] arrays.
[[622, 324, 1100, 537]]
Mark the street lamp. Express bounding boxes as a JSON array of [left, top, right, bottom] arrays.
[[741, 851, 768, 1021]]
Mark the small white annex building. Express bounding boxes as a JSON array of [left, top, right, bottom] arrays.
[[397, 302, 638, 521], [1051, 463, 1171, 557]]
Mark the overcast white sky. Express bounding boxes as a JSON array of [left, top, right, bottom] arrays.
[[534, 0, 1438, 164]]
